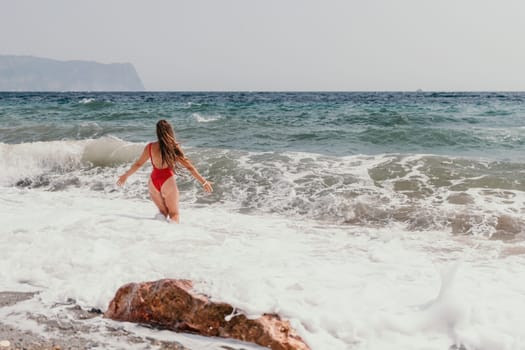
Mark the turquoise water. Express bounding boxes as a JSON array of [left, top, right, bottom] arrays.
[[2, 91, 525, 158], [2, 92, 525, 236]]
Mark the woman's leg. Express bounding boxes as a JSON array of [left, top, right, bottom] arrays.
[[148, 179, 168, 217], [160, 177, 180, 223]]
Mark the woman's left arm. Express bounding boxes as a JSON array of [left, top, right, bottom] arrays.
[[178, 157, 213, 193]]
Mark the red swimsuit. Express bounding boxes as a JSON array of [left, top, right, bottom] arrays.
[[149, 143, 175, 192]]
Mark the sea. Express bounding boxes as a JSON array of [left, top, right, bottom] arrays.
[[1, 91, 525, 350]]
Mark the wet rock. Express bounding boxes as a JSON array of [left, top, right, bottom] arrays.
[[105, 279, 310, 350], [0, 291, 36, 307]]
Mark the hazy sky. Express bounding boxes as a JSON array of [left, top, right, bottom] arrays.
[[1, 0, 524, 91]]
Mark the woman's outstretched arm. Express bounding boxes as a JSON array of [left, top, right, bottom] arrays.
[[178, 157, 213, 193], [117, 145, 150, 186]]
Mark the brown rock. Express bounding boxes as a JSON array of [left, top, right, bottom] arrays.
[[105, 279, 310, 350]]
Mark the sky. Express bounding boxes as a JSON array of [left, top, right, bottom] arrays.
[[1, 0, 524, 91]]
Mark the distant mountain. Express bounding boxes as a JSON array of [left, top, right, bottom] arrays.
[[0, 55, 145, 91]]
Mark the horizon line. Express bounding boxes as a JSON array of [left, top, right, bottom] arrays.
[[1, 90, 525, 93]]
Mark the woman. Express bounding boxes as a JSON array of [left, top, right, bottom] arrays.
[[117, 119, 212, 223]]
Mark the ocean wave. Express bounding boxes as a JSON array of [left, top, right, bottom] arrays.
[[182, 151, 525, 238], [192, 113, 221, 123], [79, 98, 96, 104], [4, 138, 525, 238], [81, 136, 144, 166], [0, 137, 144, 188], [76, 97, 114, 109]]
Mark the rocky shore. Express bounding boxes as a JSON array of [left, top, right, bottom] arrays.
[[0, 289, 288, 350], [0, 291, 188, 350], [105, 279, 310, 350]]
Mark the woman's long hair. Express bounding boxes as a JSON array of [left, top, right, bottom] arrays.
[[156, 119, 185, 169]]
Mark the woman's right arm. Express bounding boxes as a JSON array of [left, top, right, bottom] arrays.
[[117, 145, 149, 186], [178, 157, 213, 193]]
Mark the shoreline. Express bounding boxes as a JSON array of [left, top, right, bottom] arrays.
[[0, 291, 189, 350]]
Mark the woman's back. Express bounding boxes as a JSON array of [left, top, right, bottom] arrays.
[[149, 142, 170, 170]]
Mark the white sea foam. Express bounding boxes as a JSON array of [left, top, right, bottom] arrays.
[[3, 141, 524, 236], [192, 112, 221, 123], [79, 98, 96, 104], [0, 137, 143, 186], [0, 140, 85, 186], [1, 186, 525, 349]]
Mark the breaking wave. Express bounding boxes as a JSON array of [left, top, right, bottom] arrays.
[[3, 138, 524, 238]]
